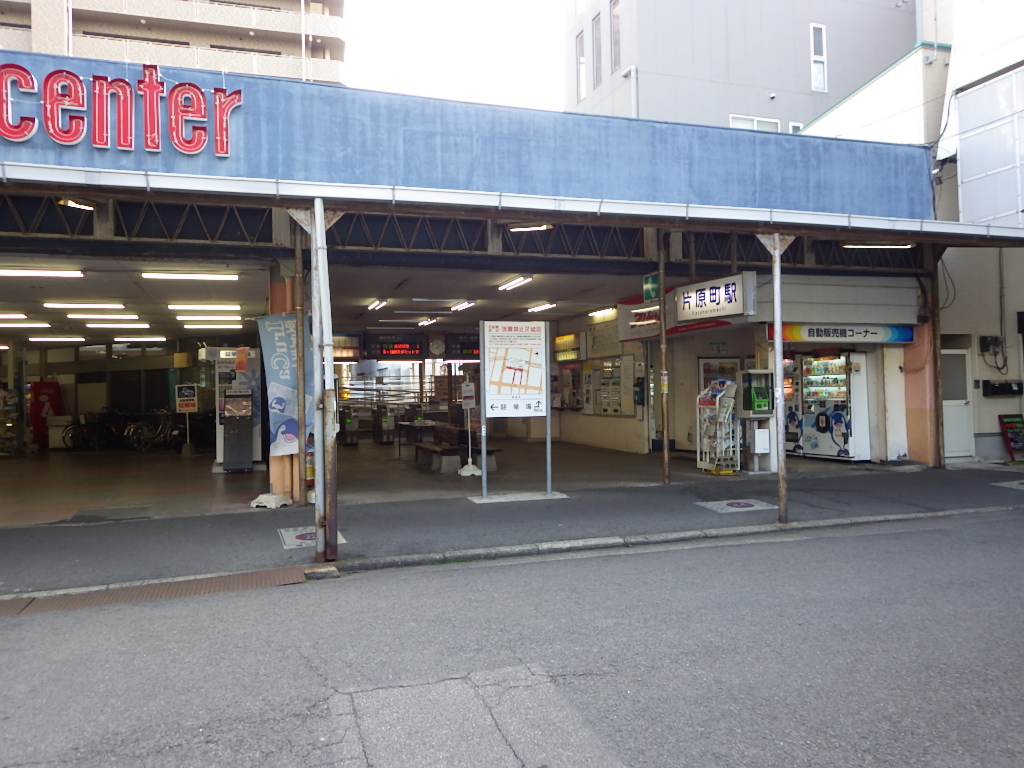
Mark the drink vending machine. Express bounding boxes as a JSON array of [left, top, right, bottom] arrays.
[[785, 352, 869, 460]]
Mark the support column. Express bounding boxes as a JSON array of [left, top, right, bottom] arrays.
[[756, 233, 795, 524]]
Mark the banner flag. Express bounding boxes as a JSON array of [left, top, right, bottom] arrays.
[[257, 313, 316, 456]]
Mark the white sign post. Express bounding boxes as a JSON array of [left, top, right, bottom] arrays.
[[458, 382, 481, 477], [175, 384, 198, 456], [479, 321, 553, 499]]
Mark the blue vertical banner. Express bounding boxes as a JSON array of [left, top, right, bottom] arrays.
[[257, 313, 316, 456]]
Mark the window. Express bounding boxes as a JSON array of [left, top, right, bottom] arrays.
[[810, 24, 827, 92], [592, 14, 603, 88], [789, 122, 804, 134], [610, 0, 621, 72], [729, 115, 781, 132], [576, 31, 586, 101]]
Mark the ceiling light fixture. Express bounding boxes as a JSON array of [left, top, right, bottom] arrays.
[[86, 323, 150, 328], [28, 337, 85, 342], [45, 302, 125, 309], [0, 313, 27, 319], [0, 345, 8, 350], [168, 304, 242, 311], [588, 308, 615, 317], [0, 322, 51, 328], [841, 243, 914, 249], [367, 299, 387, 310], [451, 301, 476, 312], [417, 318, 437, 326], [141, 272, 239, 281], [183, 324, 244, 329], [114, 337, 167, 342], [498, 275, 532, 291], [0, 269, 83, 278], [67, 313, 139, 320], [58, 199, 94, 211], [528, 303, 556, 313], [508, 224, 553, 232], [175, 315, 242, 321]]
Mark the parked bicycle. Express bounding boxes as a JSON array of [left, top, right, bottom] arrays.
[[61, 409, 127, 451]]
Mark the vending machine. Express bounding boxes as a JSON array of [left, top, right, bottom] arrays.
[[789, 352, 870, 460]]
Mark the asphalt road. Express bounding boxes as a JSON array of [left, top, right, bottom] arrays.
[[2, 511, 1023, 767]]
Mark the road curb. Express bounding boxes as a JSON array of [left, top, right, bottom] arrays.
[[334, 504, 1024, 573]]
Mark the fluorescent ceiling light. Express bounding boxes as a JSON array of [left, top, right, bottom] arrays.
[[498, 276, 532, 291], [45, 302, 125, 309], [141, 272, 238, 281], [417, 318, 437, 326], [508, 224, 553, 232], [0, 269, 83, 278], [168, 304, 241, 311], [412, 298, 461, 302], [588, 308, 615, 317], [176, 315, 242, 321], [0, 313, 27, 319], [451, 301, 475, 312], [183, 324, 243, 329], [367, 300, 387, 310], [58, 199, 94, 211], [67, 313, 139, 320], [0, 322, 51, 328], [0, 345, 7, 350], [114, 337, 166, 342], [86, 323, 150, 328], [528, 303, 556, 313], [29, 337, 85, 342], [841, 243, 914, 249], [376, 319, 417, 324]]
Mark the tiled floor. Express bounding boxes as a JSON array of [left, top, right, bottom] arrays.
[[0, 437, 862, 528]]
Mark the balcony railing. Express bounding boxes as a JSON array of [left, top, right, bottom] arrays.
[[73, 0, 345, 42], [72, 34, 345, 83]]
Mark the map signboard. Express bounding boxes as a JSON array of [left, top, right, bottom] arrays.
[[481, 321, 549, 418]]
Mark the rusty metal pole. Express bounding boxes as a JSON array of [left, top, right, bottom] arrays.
[[659, 233, 670, 485], [313, 197, 339, 560], [928, 245, 945, 468], [309, 207, 327, 562], [292, 222, 307, 506]]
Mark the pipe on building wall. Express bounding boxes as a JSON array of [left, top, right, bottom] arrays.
[[622, 65, 639, 118]]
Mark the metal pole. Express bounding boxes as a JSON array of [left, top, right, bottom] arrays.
[[546, 321, 553, 496], [479, 320, 488, 499], [293, 223, 307, 506], [659, 233, 670, 485], [928, 245, 945, 468], [309, 209, 326, 561], [314, 197, 339, 560], [771, 234, 788, 524]]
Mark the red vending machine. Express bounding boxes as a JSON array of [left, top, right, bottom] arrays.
[[25, 381, 65, 448]]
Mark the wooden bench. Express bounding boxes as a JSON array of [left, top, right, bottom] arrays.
[[432, 423, 502, 471], [412, 441, 462, 473]]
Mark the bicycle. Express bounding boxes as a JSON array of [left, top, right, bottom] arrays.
[[61, 409, 126, 450]]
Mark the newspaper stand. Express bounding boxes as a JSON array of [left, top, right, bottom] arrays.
[[696, 379, 740, 475]]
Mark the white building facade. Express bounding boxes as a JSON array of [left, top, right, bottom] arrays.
[[0, 0, 345, 83]]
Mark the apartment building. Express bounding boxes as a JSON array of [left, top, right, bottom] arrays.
[[0, 0, 345, 83], [566, 0, 921, 132]]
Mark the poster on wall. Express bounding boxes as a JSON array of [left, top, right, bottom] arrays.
[[699, 358, 740, 391]]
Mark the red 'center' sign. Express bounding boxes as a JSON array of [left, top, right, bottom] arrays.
[[0, 63, 242, 156]]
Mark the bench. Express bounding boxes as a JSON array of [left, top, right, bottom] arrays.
[[432, 423, 502, 471], [412, 442, 462, 473]]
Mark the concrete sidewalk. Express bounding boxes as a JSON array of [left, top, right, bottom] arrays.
[[2, 460, 1023, 598]]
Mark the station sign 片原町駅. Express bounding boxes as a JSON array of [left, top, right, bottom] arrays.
[[0, 62, 242, 156], [767, 323, 916, 343], [675, 272, 757, 323]]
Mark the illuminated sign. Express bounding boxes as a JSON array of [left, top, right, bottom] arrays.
[[445, 333, 480, 361], [364, 333, 426, 359], [675, 272, 757, 322], [0, 63, 242, 156]]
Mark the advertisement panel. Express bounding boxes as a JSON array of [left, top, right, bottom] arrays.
[[257, 313, 315, 456]]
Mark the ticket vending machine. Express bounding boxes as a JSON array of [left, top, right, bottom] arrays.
[[222, 389, 254, 472]]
